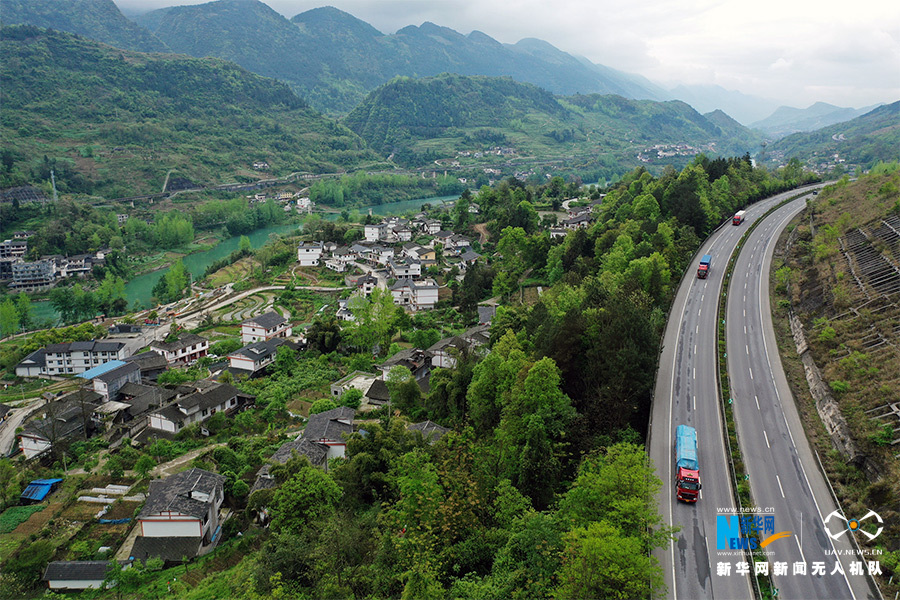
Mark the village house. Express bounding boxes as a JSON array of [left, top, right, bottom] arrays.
[[562, 212, 593, 230], [43, 561, 131, 591], [19, 393, 102, 458], [408, 420, 450, 443], [135, 467, 225, 560], [389, 278, 439, 311], [147, 383, 249, 434], [355, 273, 378, 296], [335, 297, 355, 322], [78, 360, 142, 402], [388, 257, 421, 280], [297, 241, 324, 266], [364, 223, 390, 242], [300, 407, 355, 460], [241, 311, 292, 343], [227, 338, 293, 376], [378, 348, 431, 381], [427, 336, 471, 369], [150, 333, 209, 366], [17, 340, 128, 377], [330, 370, 378, 399]]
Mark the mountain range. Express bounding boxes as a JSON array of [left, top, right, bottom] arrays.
[[0, 25, 379, 197], [761, 102, 899, 172], [1, 0, 884, 134], [750, 102, 885, 138]]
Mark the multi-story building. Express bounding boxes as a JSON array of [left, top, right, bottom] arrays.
[[39, 341, 128, 375], [150, 333, 209, 366], [241, 311, 292, 343], [297, 241, 323, 266], [10, 258, 56, 290]]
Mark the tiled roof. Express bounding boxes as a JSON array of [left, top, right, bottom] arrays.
[[130, 537, 201, 564], [43, 561, 124, 582], [408, 420, 450, 442], [151, 333, 208, 352], [302, 407, 354, 443], [243, 311, 288, 329], [139, 468, 225, 520]]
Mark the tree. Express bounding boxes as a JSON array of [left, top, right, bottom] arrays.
[[134, 455, 155, 479], [386, 366, 421, 416], [309, 399, 337, 415], [271, 463, 341, 535], [15, 293, 32, 331], [347, 287, 398, 354], [239, 235, 252, 253], [0, 459, 20, 509], [492, 227, 529, 298], [555, 521, 665, 600], [307, 317, 342, 354], [340, 388, 363, 409], [0, 298, 18, 338]]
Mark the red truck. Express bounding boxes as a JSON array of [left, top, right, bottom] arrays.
[[732, 210, 746, 225], [675, 424, 701, 502], [697, 254, 711, 279]]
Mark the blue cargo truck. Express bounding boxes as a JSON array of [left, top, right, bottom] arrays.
[[697, 254, 711, 279], [675, 424, 701, 502]]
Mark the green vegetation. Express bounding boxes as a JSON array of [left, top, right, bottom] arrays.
[[762, 102, 900, 174], [343, 73, 765, 178], [770, 164, 900, 597], [0, 505, 44, 534], [0, 25, 379, 198]]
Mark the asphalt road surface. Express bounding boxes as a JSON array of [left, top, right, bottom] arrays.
[[650, 186, 824, 600], [726, 196, 881, 600]]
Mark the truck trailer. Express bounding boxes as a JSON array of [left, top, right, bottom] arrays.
[[697, 254, 711, 279], [732, 210, 746, 225], [675, 424, 701, 502]]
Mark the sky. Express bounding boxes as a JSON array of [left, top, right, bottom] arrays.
[[116, 0, 900, 110]]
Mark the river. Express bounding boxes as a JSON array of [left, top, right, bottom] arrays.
[[28, 194, 458, 322]]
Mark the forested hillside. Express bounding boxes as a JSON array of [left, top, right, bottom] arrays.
[[0, 26, 379, 198], [0, 0, 168, 53], [761, 101, 900, 173], [134, 0, 665, 114], [343, 73, 764, 177]]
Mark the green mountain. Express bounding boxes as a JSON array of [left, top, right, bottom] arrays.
[[0, 25, 377, 197], [751, 101, 885, 138], [762, 101, 899, 172], [134, 1, 666, 114], [343, 73, 764, 176], [0, 0, 168, 52]]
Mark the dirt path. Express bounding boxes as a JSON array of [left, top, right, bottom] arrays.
[[473, 223, 490, 244], [151, 443, 226, 478]]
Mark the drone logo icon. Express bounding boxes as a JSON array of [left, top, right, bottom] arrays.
[[824, 509, 883, 541]]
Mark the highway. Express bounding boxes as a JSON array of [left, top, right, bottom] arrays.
[[650, 186, 823, 600], [726, 196, 881, 600]]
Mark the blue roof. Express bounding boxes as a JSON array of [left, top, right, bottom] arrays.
[[78, 360, 127, 380], [20, 478, 63, 502]]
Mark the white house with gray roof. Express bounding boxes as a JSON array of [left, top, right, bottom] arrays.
[[137, 468, 225, 546], [301, 407, 355, 459], [297, 241, 323, 266], [147, 383, 248, 434], [227, 338, 292, 375], [241, 311, 292, 343]]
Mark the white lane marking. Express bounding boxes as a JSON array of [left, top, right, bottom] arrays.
[[746, 345, 749, 355], [776, 475, 785, 498], [696, 324, 699, 334], [693, 367, 696, 380], [764, 430, 770, 448], [694, 344, 697, 356], [744, 325, 747, 335], [693, 396, 696, 410], [749, 367, 753, 380], [755, 396, 760, 410]]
